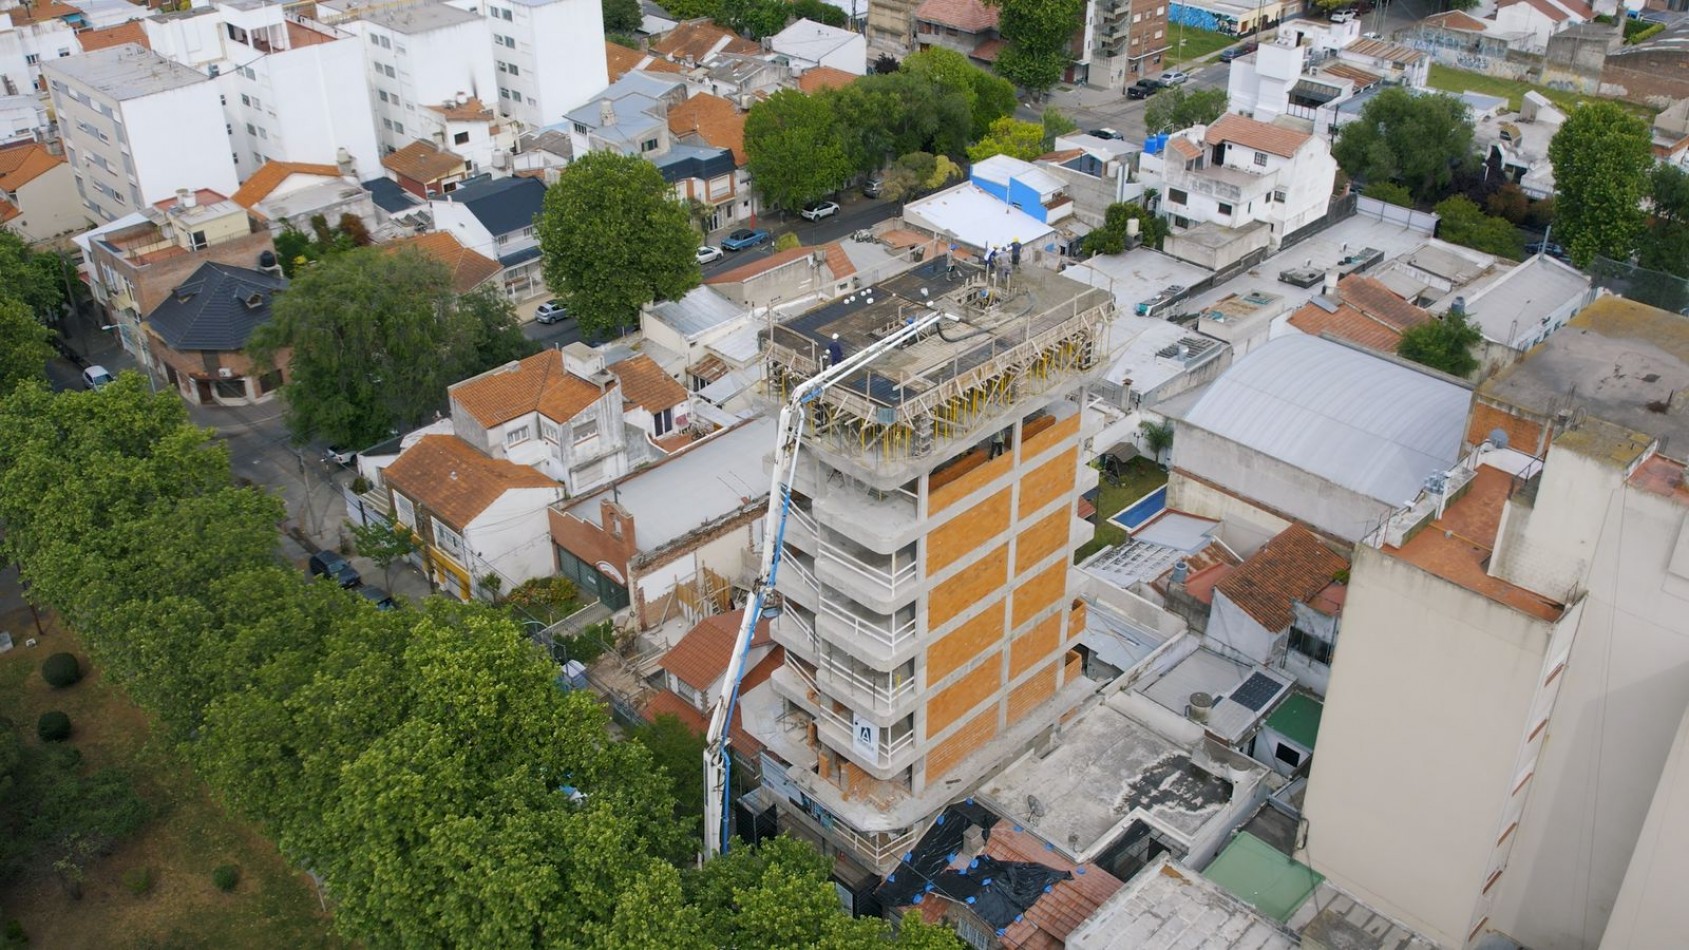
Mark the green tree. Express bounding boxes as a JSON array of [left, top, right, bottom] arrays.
[[602, 0, 642, 33], [1549, 101, 1653, 268], [1082, 202, 1165, 255], [744, 90, 853, 210], [1333, 87, 1473, 203], [1433, 195, 1523, 260], [661, 0, 718, 16], [250, 247, 535, 446], [990, 0, 1084, 94], [352, 518, 422, 590], [1397, 308, 1482, 377], [628, 713, 708, 838], [902, 46, 1017, 140], [1140, 419, 1174, 465], [790, 0, 848, 26], [1041, 107, 1079, 147], [1362, 181, 1415, 208], [720, 0, 789, 37], [1143, 86, 1228, 134], [1643, 163, 1689, 279], [966, 116, 1047, 162], [0, 231, 67, 321], [0, 297, 53, 395], [538, 150, 701, 340]]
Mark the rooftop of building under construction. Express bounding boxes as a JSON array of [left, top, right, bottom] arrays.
[[765, 258, 1114, 478]]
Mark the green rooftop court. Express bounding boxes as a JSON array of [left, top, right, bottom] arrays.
[[1265, 692, 1323, 751], [1203, 831, 1324, 923]]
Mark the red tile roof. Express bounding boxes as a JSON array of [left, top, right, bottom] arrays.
[[667, 92, 747, 165], [1214, 524, 1349, 632], [386, 231, 501, 294], [798, 65, 859, 93], [1343, 37, 1428, 65], [77, 20, 149, 52], [821, 240, 854, 279], [425, 96, 495, 122], [0, 143, 65, 192], [6, 0, 81, 25], [380, 139, 466, 184], [1169, 137, 1203, 161], [607, 353, 687, 414], [229, 160, 342, 212], [449, 350, 610, 427], [1423, 9, 1489, 31], [657, 608, 773, 690], [986, 826, 1125, 950], [704, 244, 817, 284], [651, 19, 759, 63], [970, 38, 1004, 62], [0, 199, 19, 223], [381, 434, 558, 528], [1205, 113, 1311, 158], [644, 645, 783, 757], [914, 0, 999, 31], [605, 41, 686, 81]]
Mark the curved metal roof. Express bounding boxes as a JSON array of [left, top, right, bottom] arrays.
[[1180, 335, 1469, 505]]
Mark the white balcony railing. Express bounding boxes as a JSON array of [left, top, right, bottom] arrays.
[[817, 538, 919, 600], [818, 596, 918, 652], [817, 712, 917, 770], [817, 654, 916, 713]]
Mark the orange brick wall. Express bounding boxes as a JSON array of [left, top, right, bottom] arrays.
[[928, 600, 1006, 682], [1467, 400, 1545, 455], [1068, 598, 1087, 641], [1018, 448, 1077, 519], [1007, 663, 1058, 722], [1010, 611, 1062, 679], [1011, 559, 1067, 630], [929, 449, 1013, 514], [1015, 506, 1070, 575], [925, 706, 998, 782], [926, 653, 1001, 737], [927, 488, 1011, 574], [928, 544, 1007, 629], [1021, 412, 1080, 461]]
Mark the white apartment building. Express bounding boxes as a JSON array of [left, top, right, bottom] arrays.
[[0, 3, 80, 97], [1159, 113, 1337, 249], [466, 0, 607, 130], [317, 0, 496, 156], [43, 44, 237, 223], [143, 1, 381, 183]]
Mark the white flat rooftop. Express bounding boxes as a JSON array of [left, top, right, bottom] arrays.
[[903, 183, 1055, 253], [1065, 250, 1211, 321], [1067, 855, 1296, 950], [1181, 214, 1425, 317], [44, 44, 211, 99], [1103, 315, 1228, 403]]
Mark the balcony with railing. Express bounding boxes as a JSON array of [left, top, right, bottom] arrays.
[[819, 644, 916, 719], [815, 528, 919, 614], [793, 465, 923, 553], [816, 592, 919, 661], [772, 603, 821, 662], [816, 708, 918, 775]]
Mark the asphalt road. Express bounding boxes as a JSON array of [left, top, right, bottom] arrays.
[[1021, 60, 1233, 147]]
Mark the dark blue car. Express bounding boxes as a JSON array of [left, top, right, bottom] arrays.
[[721, 227, 772, 251]]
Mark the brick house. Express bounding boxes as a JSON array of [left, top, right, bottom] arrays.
[[142, 260, 289, 406]]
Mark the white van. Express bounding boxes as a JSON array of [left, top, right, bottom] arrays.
[[81, 365, 114, 390]]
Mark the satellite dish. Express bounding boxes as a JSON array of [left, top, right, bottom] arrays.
[[1488, 428, 1509, 449]]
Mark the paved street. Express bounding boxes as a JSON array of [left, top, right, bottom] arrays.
[[1023, 59, 1232, 148]]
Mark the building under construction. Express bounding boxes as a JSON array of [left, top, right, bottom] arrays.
[[741, 257, 1118, 880]]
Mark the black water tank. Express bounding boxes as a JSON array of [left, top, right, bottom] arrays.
[[258, 249, 277, 269]]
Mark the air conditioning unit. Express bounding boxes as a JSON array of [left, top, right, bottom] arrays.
[[217, 367, 233, 378]]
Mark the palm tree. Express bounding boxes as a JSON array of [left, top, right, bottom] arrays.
[[1140, 419, 1174, 468]]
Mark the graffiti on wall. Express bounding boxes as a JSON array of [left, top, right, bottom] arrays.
[[1168, 3, 1232, 32]]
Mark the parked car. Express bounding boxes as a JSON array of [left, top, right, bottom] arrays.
[[81, 365, 114, 390], [1362, 30, 1381, 39], [1330, 10, 1356, 22], [1526, 241, 1570, 261], [1219, 43, 1258, 62], [308, 550, 362, 588], [862, 177, 883, 198], [323, 445, 355, 465], [721, 227, 772, 251], [800, 200, 840, 221], [1127, 79, 1162, 99], [359, 585, 397, 610], [535, 299, 568, 324], [1160, 70, 1190, 85], [696, 245, 723, 265], [1087, 128, 1123, 140]]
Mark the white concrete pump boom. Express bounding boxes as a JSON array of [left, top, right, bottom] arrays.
[[702, 303, 961, 858]]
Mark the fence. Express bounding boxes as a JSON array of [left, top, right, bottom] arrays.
[[1589, 257, 1689, 316], [1354, 195, 1439, 235]]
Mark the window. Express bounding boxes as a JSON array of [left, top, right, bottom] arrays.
[[189, 230, 207, 250], [1168, 187, 1187, 205], [1274, 743, 1303, 768], [383, 64, 396, 78], [454, 130, 470, 145], [395, 44, 406, 55], [378, 35, 391, 49], [24, 53, 38, 65], [258, 127, 268, 139], [251, 96, 261, 110], [507, 63, 519, 76], [1288, 626, 1334, 665], [527, 96, 536, 106], [1217, 201, 1233, 216], [498, 61, 509, 73], [541, 420, 559, 442], [641, 138, 659, 152], [393, 122, 403, 134], [432, 518, 465, 561], [1132, 12, 1141, 21], [1254, 150, 1267, 167], [246, 122, 257, 136], [501, 7, 512, 18], [394, 493, 416, 528], [241, 93, 251, 106], [369, 34, 379, 45], [379, 90, 390, 102], [506, 424, 532, 446], [382, 118, 394, 130], [652, 407, 674, 436], [1273, 188, 1287, 203], [521, 225, 534, 238], [573, 419, 598, 443]]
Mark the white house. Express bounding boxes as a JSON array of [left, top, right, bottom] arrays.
[[427, 173, 547, 300], [1159, 113, 1338, 251], [768, 17, 866, 75], [0, 140, 83, 240], [0, 2, 80, 97], [143, 1, 382, 182], [43, 44, 238, 222], [379, 433, 564, 600], [1202, 523, 1349, 696], [0, 93, 44, 145], [653, 608, 775, 718], [1492, 0, 1590, 50], [466, 0, 609, 130], [227, 158, 377, 236], [562, 70, 687, 158], [316, 0, 497, 158]]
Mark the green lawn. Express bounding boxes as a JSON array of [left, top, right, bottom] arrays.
[[1426, 64, 1657, 117], [1074, 457, 1169, 562], [1165, 26, 1239, 66]]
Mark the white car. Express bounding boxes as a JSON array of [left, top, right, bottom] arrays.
[[81, 365, 114, 390], [696, 245, 723, 265], [800, 201, 840, 221], [1160, 70, 1190, 85]]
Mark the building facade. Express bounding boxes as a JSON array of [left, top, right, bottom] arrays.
[[469, 0, 608, 130]]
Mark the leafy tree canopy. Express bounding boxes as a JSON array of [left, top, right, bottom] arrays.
[[902, 46, 1018, 139], [744, 89, 854, 208], [602, 0, 643, 34], [1643, 162, 1689, 279], [1333, 87, 1474, 203], [0, 230, 67, 321], [989, 0, 1086, 93], [1144, 86, 1227, 135], [1362, 181, 1415, 208], [1082, 202, 1165, 255], [1041, 107, 1079, 147], [0, 297, 53, 395], [1549, 101, 1654, 268], [790, 0, 848, 26], [966, 116, 1047, 162], [1397, 307, 1482, 378], [1433, 195, 1523, 260], [538, 150, 702, 338], [720, 0, 790, 38]]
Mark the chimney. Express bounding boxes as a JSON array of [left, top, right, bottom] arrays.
[[599, 99, 615, 127], [959, 825, 986, 864], [1322, 271, 1339, 301]]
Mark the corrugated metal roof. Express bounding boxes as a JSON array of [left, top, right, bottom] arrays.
[[1177, 335, 1468, 506], [648, 285, 742, 338]]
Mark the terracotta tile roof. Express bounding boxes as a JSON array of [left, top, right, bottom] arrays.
[[1424, 9, 1489, 31], [77, 20, 148, 52], [1321, 61, 1381, 86], [797, 65, 858, 93], [606, 42, 687, 81], [657, 609, 774, 690], [644, 644, 782, 757], [386, 231, 500, 293], [705, 244, 817, 284], [1214, 524, 1349, 632], [229, 160, 342, 211], [1502, 0, 1574, 20], [380, 139, 466, 184], [914, 0, 999, 31], [821, 240, 854, 279], [7, 0, 81, 24], [1287, 276, 1431, 351], [0, 143, 65, 192], [1169, 137, 1203, 161], [970, 37, 1003, 62], [1205, 113, 1311, 158], [381, 434, 558, 528], [607, 353, 687, 413], [667, 92, 747, 165], [643, 688, 707, 730], [425, 96, 494, 122], [986, 825, 1125, 949], [0, 199, 19, 223], [1337, 275, 1429, 330], [651, 19, 759, 63], [449, 350, 610, 427]]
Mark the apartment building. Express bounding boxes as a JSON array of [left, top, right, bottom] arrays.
[[467, 0, 608, 130], [43, 43, 237, 222], [741, 259, 1115, 874], [1089, 0, 1170, 88], [143, 0, 381, 181], [0, 0, 81, 96], [1158, 113, 1338, 256], [316, 0, 496, 157]]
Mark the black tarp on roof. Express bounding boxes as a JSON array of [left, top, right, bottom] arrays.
[[875, 802, 1072, 933]]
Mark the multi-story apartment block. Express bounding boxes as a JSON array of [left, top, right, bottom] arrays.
[[316, 0, 496, 157], [741, 259, 1115, 874], [143, 0, 381, 182], [467, 0, 607, 130], [1089, 0, 1170, 87], [0, 0, 82, 96], [43, 43, 238, 223]]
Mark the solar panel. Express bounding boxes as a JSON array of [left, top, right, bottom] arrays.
[[1230, 672, 1285, 713]]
